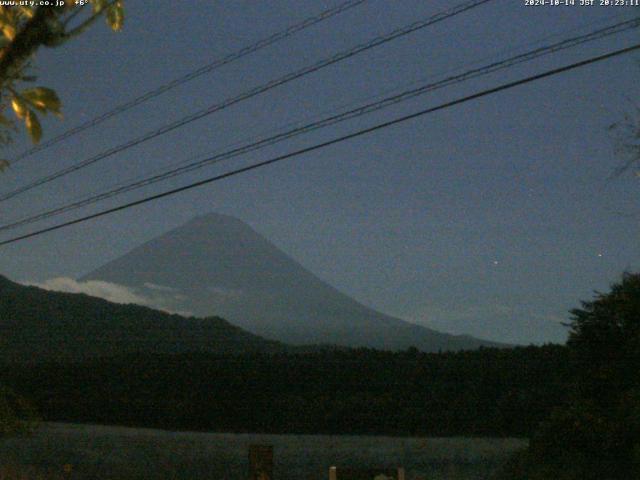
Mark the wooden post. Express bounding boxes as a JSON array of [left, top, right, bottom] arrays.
[[249, 445, 274, 480], [329, 466, 338, 480]]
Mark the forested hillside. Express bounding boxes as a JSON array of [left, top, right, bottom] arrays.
[[0, 272, 569, 438], [0, 346, 570, 437], [0, 275, 284, 362]]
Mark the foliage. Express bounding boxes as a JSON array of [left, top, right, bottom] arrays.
[[0, 346, 571, 438], [567, 272, 640, 399], [0, 1, 124, 150], [495, 273, 640, 480], [0, 384, 39, 438]]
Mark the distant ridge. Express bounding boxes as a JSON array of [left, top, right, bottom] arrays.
[[83, 213, 506, 352], [0, 274, 284, 363]]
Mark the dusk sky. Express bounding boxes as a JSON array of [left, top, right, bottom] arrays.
[[0, 0, 639, 344]]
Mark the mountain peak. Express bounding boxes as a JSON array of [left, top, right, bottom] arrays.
[[83, 215, 505, 351]]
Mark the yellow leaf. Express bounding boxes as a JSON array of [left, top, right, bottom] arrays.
[[11, 96, 27, 120], [106, 1, 124, 31], [25, 110, 42, 144], [0, 159, 9, 172], [21, 87, 62, 116], [2, 24, 15, 41], [17, 6, 34, 19], [92, 0, 108, 13], [0, 7, 15, 26]]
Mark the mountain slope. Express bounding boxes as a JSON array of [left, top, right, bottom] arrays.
[[83, 213, 504, 351], [0, 275, 284, 363]]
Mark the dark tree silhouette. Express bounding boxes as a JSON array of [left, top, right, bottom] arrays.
[[498, 273, 640, 480]]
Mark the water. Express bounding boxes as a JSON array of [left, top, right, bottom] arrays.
[[0, 423, 526, 480]]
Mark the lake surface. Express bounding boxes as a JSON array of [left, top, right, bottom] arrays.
[[0, 423, 526, 480]]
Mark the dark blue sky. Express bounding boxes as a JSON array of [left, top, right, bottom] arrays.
[[1, 0, 639, 344]]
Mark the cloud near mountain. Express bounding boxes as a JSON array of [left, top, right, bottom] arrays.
[[26, 277, 191, 316]]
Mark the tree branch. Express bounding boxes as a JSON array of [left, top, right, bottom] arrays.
[[0, 7, 57, 84], [63, 1, 118, 40]]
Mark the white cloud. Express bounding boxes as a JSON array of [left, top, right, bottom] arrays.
[[30, 277, 150, 305], [143, 282, 178, 293], [25, 277, 192, 316], [208, 286, 243, 299]]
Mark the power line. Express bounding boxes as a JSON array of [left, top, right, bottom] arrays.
[[8, 0, 368, 165], [33, 10, 629, 211], [0, 0, 493, 203], [1, 42, 637, 247], [1, 16, 636, 233]]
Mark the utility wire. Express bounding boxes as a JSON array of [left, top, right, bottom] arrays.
[[8, 0, 368, 165], [1, 42, 637, 247], [1, 16, 637, 232], [31, 9, 628, 214], [0, 0, 493, 203]]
